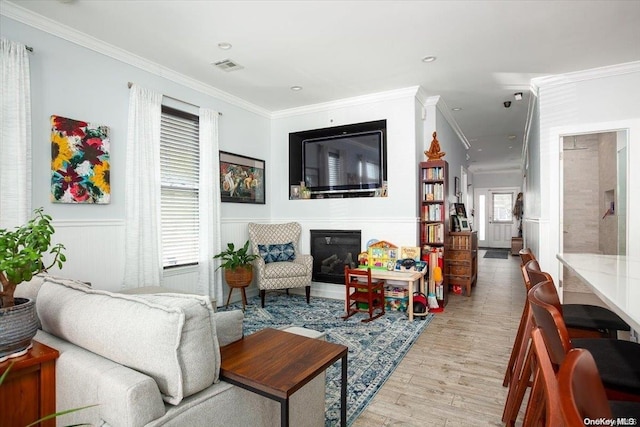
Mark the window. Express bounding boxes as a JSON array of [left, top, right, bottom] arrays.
[[160, 106, 199, 268], [328, 152, 342, 187], [492, 193, 514, 223]]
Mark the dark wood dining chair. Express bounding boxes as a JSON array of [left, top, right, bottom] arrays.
[[503, 254, 629, 387], [525, 259, 629, 339], [522, 327, 563, 427], [528, 280, 640, 403], [558, 348, 640, 425]]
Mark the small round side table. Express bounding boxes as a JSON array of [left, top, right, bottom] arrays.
[[225, 282, 250, 311]]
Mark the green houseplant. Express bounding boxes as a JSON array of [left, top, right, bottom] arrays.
[[0, 208, 66, 360], [213, 241, 259, 287]]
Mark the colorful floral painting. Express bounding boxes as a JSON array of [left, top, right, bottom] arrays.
[[51, 115, 110, 204]]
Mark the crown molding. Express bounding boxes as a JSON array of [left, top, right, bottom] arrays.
[[418, 94, 470, 150], [270, 86, 420, 119], [468, 163, 523, 174], [531, 61, 640, 91], [1, 1, 271, 118]]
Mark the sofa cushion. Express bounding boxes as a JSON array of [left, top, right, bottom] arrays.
[[36, 278, 219, 405], [258, 242, 296, 263]]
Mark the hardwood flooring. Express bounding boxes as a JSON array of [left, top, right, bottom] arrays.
[[353, 250, 525, 426]]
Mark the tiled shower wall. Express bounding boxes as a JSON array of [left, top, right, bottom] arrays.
[[562, 132, 617, 293]]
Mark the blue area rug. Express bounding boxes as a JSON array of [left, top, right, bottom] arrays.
[[220, 293, 434, 426]]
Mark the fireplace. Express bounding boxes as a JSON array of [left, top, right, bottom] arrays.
[[310, 230, 362, 284]]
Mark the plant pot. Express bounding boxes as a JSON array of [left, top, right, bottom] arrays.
[[0, 297, 39, 362], [224, 266, 253, 287]]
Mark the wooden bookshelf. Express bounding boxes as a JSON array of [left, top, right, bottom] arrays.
[[418, 160, 448, 307]]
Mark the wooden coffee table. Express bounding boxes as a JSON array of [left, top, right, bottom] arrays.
[[220, 328, 348, 427]]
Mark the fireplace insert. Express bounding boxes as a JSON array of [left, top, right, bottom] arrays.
[[309, 230, 362, 284]]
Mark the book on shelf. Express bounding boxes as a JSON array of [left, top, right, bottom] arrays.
[[422, 183, 444, 201], [421, 204, 443, 221], [422, 166, 444, 181], [420, 223, 444, 244]]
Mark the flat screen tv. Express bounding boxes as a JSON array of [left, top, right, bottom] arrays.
[[302, 130, 383, 194]]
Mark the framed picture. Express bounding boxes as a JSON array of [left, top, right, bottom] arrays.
[[454, 202, 467, 218], [219, 151, 265, 204], [290, 185, 300, 200], [458, 216, 471, 231], [450, 214, 461, 232], [51, 115, 110, 204]]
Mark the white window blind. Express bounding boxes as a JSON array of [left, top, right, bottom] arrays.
[[160, 106, 199, 267], [328, 152, 342, 186]]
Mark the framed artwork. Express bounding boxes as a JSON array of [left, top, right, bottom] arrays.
[[50, 115, 110, 204], [290, 185, 300, 199], [219, 151, 265, 204], [454, 202, 467, 218], [450, 214, 461, 232], [458, 216, 471, 231]]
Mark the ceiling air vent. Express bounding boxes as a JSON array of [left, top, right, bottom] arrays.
[[212, 59, 244, 72]]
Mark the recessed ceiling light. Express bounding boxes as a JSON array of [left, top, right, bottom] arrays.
[[452, 107, 462, 111], [217, 42, 232, 50], [477, 148, 483, 152], [421, 56, 437, 63], [508, 135, 517, 140], [290, 86, 303, 91]]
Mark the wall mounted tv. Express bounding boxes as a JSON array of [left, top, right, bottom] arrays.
[[289, 120, 387, 198]]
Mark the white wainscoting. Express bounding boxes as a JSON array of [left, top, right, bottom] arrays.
[[48, 216, 418, 305], [251, 216, 420, 301], [49, 219, 126, 292]]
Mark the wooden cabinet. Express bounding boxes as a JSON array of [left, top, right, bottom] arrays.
[[445, 232, 478, 297], [418, 160, 447, 306], [511, 237, 523, 256], [0, 340, 59, 427]]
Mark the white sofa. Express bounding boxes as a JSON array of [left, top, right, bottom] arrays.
[[16, 276, 325, 427]]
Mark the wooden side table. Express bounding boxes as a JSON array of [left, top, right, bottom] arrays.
[[220, 328, 348, 426], [0, 340, 59, 427]]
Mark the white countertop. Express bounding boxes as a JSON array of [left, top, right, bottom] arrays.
[[556, 253, 640, 332]]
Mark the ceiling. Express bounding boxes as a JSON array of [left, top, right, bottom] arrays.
[[4, 1, 640, 172]]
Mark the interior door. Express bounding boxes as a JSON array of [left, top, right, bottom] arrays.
[[475, 187, 518, 248]]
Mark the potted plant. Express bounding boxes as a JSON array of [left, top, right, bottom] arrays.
[[0, 208, 66, 360], [213, 240, 259, 287]]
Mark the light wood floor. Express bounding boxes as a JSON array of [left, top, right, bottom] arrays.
[[353, 250, 524, 426]]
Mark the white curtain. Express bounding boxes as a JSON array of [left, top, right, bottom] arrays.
[[123, 84, 163, 288], [197, 109, 222, 302], [0, 38, 31, 229]]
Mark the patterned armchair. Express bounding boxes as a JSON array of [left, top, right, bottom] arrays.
[[248, 222, 313, 308]]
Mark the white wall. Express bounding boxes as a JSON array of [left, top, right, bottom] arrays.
[[1, 16, 271, 293], [420, 96, 470, 214], [270, 89, 422, 297], [472, 171, 522, 189], [532, 62, 640, 284], [2, 14, 474, 301]]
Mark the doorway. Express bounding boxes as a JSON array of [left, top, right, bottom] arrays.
[[560, 130, 628, 294], [475, 187, 519, 248], [561, 131, 627, 256]]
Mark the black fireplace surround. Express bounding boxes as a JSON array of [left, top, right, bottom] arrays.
[[310, 230, 362, 284]]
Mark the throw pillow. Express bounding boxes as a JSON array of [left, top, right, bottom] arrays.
[[258, 242, 296, 263]]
